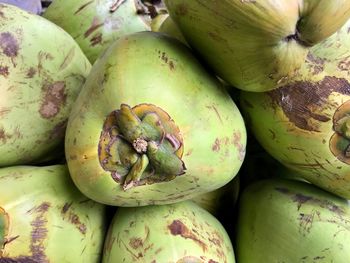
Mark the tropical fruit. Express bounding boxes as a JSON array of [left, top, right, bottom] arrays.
[[0, 165, 107, 262], [240, 20, 350, 199], [0, 3, 91, 167], [65, 31, 246, 206], [103, 201, 235, 263], [43, 0, 167, 63], [236, 178, 350, 262], [164, 0, 350, 92]]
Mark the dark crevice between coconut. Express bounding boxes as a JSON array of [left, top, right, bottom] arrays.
[[330, 100, 350, 164], [283, 18, 312, 47], [135, 0, 167, 19], [99, 103, 186, 191]]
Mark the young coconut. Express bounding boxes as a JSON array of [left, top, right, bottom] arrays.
[[236, 178, 350, 262], [102, 201, 235, 262], [65, 31, 246, 206], [43, 0, 167, 63], [0, 165, 107, 262], [0, 4, 91, 167], [164, 0, 350, 92], [240, 20, 350, 199]]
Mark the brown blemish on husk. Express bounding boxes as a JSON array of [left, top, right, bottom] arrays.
[[306, 52, 325, 75], [26, 67, 36, 78], [0, 65, 9, 77], [168, 220, 207, 251], [39, 81, 67, 119], [338, 56, 350, 72], [268, 76, 350, 132], [0, 32, 19, 58], [61, 203, 87, 235], [232, 131, 245, 161], [212, 138, 220, 152], [158, 51, 175, 70], [29, 202, 50, 263], [59, 47, 75, 71], [91, 33, 103, 46], [206, 105, 223, 124], [84, 17, 104, 38], [275, 187, 345, 215], [74, 0, 94, 15]]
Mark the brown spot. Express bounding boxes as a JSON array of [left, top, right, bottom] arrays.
[[206, 105, 223, 124], [0, 128, 11, 143], [26, 67, 36, 78], [39, 81, 67, 119], [0, 65, 9, 77], [29, 202, 50, 262], [84, 17, 104, 38], [160, 52, 176, 70], [74, 0, 94, 15], [66, 212, 87, 235], [0, 257, 38, 263], [0, 32, 19, 58], [0, 108, 11, 117], [129, 237, 143, 249], [168, 220, 207, 251], [268, 76, 350, 132], [61, 202, 72, 214], [232, 131, 245, 161], [275, 187, 345, 216], [59, 47, 75, 71], [338, 56, 350, 71], [90, 33, 103, 46], [208, 260, 219, 263], [212, 138, 220, 152]]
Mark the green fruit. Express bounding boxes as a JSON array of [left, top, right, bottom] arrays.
[[103, 201, 235, 262], [65, 31, 246, 206], [240, 20, 350, 199], [236, 178, 350, 262], [0, 165, 107, 262], [43, 0, 167, 63], [164, 0, 350, 92], [0, 4, 91, 167]]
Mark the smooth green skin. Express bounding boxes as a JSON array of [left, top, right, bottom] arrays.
[[0, 4, 91, 167], [240, 20, 350, 199], [65, 31, 246, 206], [164, 0, 350, 92], [236, 178, 350, 262], [43, 0, 152, 63], [0, 165, 107, 262], [103, 201, 235, 263]]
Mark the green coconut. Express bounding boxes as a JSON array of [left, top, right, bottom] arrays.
[[236, 178, 350, 262], [164, 0, 350, 92], [0, 3, 91, 167], [103, 201, 235, 262], [65, 31, 246, 206], [0, 165, 107, 262], [240, 20, 350, 199], [43, 0, 167, 63]]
